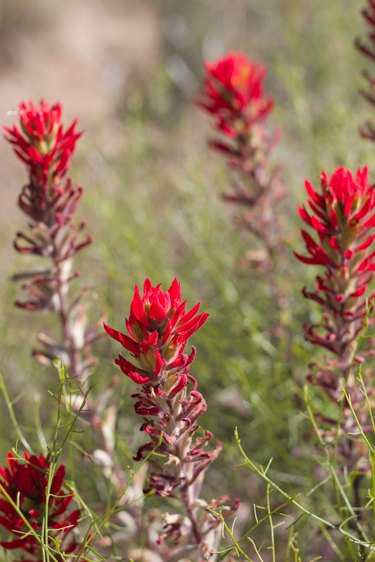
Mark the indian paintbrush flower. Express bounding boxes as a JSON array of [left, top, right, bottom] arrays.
[[0, 451, 80, 561], [4, 100, 98, 380], [104, 277, 208, 386], [196, 52, 273, 143], [105, 278, 238, 560], [197, 51, 284, 272], [295, 166, 375, 474]]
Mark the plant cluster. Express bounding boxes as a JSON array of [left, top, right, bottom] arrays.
[[1, 2, 375, 561]]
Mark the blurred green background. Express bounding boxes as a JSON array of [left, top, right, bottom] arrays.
[[0, 0, 373, 558]]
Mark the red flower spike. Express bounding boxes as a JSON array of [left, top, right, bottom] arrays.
[[296, 166, 375, 362], [4, 99, 102, 381], [298, 171, 375, 474], [106, 279, 236, 553], [0, 451, 81, 560], [197, 52, 284, 272]]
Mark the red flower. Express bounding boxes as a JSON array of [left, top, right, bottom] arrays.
[[295, 166, 375, 355], [295, 167, 375, 271], [104, 278, 208, 385], [4, 100, 81, 184], [196, 52, 273, 137], [0, 451, 80, 560], [197, 52, 283, 272]]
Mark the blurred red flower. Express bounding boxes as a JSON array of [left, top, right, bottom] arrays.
[[0, 451, 80, 560], [196, 52, 273, 138]]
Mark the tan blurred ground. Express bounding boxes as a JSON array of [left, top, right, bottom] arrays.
[[0, 0, 161, 218]]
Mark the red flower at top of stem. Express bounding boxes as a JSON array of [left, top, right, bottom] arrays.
[[295, 166, 375, 272], [0, 451, 80, 558], [104, 278, 208, 385], [4, 100, 81, 184], [196, 51, 273, 137]]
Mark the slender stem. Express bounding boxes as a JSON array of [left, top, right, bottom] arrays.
[[181, 487, 203, 547], [55, 265, 79, 381], [235, 428, 374, 550]]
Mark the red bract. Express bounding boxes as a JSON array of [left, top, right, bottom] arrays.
[[4, 100, 81, 184], [104, 278, 208, 385], [196, 52, 273, 137], [0, 451, 80, 561], [295, 166, 375, 357]]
